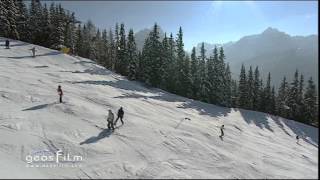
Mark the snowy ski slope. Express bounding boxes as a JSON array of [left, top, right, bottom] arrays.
[[0, 38, 318, 179]]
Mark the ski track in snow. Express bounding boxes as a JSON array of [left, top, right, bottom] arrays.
[[0, 38, 318, 178]]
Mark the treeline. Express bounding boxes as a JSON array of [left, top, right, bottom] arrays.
[[1, 0, 318, 127], [236, 66, 318, 127], [1, 0, 78, 50]]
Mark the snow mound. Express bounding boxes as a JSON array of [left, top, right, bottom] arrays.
[[0, 37, 318, 178]]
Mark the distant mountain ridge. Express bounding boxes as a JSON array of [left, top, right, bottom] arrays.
[[195, 27, 318, 87]]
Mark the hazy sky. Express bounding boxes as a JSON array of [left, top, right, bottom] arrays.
[[52, 1, 318, 51]]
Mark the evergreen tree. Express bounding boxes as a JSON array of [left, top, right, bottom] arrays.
[[127, 29, 138, 80], [140, 37, 150, 83], [183, 54, 192, 98], [288, 70, 300, 120], [238, 64, 248, 108], [84, 20, 96, 59], [207, 47, 216, 103], [74, 24, 83, 56], [190, 47, 200, 99], [160, 33, 171, 90], [231, 79, 238, 107], [198, 42, 209, 102], [92, 29, 101, 62], [141, 23, 163, 87], [114, 23, 119, 47], [223, 63, 232, 107], [100, 29, 109, 68], [48, 2, 57, 46], [270, 86, 276, 114], [264, 72, 272, 113], [117, 23, 128, 75], [253, 66, 261, 111], [258, 78, 265, 111], [299, 74, 304, 96], [108, 28, 116, 70], [63, 12, 77, 53], [49, 4, 66, 49], [247, 66, 254, 109], [136, 51, 143, 81], [175, 27, 190, 96], [297, 74, 305, 121], [0, 0, 6, 37], [303, 77, 318, 126], [114, 23, 120, 71], [166, 33, 177, 92], [15, 0, 29, 41], [277, 76, 289, 118], [217, 47, 226, 105], [175, 27, 185, 94], [39, 3, 50, 47], [29, 0, 43, 44], [2, 0, 19, 39]]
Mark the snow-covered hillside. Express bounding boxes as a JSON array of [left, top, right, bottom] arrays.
[[0, 38, 318, 179]]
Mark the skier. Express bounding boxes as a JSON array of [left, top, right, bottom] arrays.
[[30, 47, 36, 57], [107, 109, 115, 130], [296, 135, 299, 144], [5, 40, 9, 49], [114, 107, 124, 126], [219, 125, 225, 138], [57, 85, 63, 103]]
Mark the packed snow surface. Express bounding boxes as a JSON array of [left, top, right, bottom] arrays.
[[0, 38, 318, 179]]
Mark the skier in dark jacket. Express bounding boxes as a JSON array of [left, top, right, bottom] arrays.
[[220, 125, 225, 137], [57, 85, 63, 103], [30, 47, 36, 57], [114, 107, 124, 126], [5, 40, 9, 49], [296, 135, 299, 144]]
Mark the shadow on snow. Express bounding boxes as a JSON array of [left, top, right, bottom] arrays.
[[71, 79, 152, 94], [80, 128, 113, 145], [60, 66, 112, 76], [0, 51, 62, 59], [22, 103, 54, 111]]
